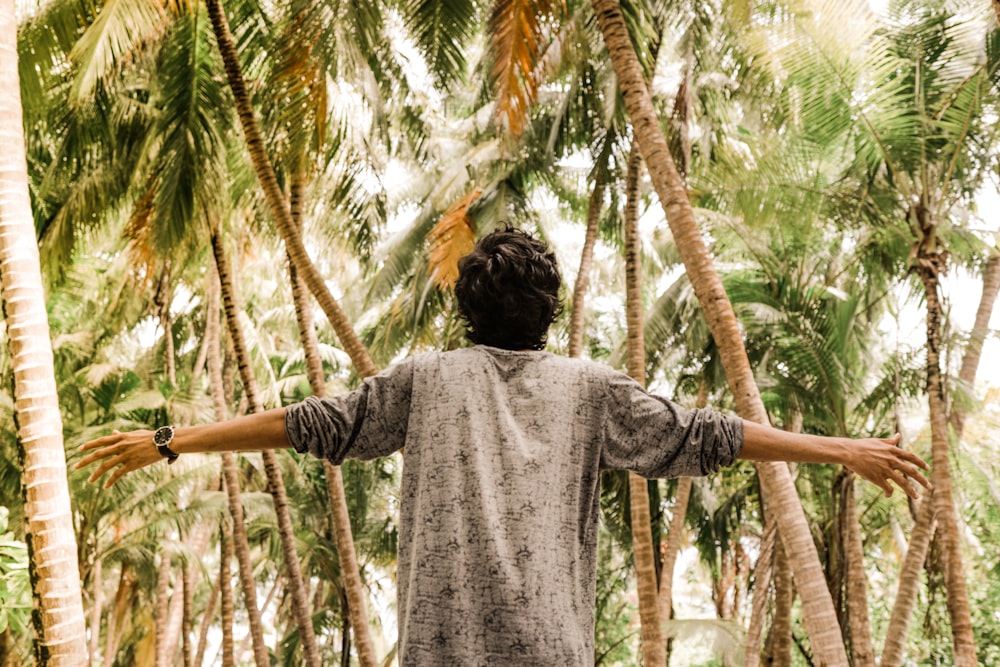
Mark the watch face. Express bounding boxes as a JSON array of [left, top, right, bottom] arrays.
[[153, 426, 174, 446]]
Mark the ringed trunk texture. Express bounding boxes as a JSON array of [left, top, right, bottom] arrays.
[[219, 522, 236, 667], [915, 262, 976, 665], [590, 1, 848, 663], [745, 516, 777, 667], [567, 179, 604, 358], [211, 229, 323, 667], [206, 0, 377, 379], [622, 143, 665, 665], [839, 473, 874, 667], [882, 248, 998, 665], [0, 4, 88, 663], [206, 256, 270, 667], [193, 576, 219, 667], [288, 173, 379, 667]]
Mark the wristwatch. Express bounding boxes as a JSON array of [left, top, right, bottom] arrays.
[[153, 425, 179, 464]]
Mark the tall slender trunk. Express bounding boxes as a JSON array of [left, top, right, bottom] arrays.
[[745, 516, 777, 667], [210, 228, 323, 666], [182, 560, 194, 667], [568, 179, 604, 358], [590, 2, 849, 663], [206, 0, 377, 379], [164, 524, 212, 665], [219, 522, 235, 667], [882, 248, 998, 665], [622, 144, 665, 666], [193, 576, 219, 667], [87, 557, 103, 665], [0, 5, 88, 662], [154, 264, 177, 387], [915, 255, 976, 664], [657, 476, 691, 626], [288, 173, 379, 667], [154, 552, 172, 667], [838, 472, 874, 667], [764, 540, 794, 667], [205, 259, 270, 667], [102, 567, 136, 667]]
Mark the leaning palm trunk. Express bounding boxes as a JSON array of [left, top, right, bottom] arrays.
[[881, 248, 999, 665], [206, 259, 270, 667], [0, 5, 88, 663], [914, 251, 976, 664], [622, 144, 666, 666], [210, 229, 323, 666], [568, 179, 604, 358], [288, 173, 379, 667], [838, 472, 874, 667], [745, 516, 777, 667], [206, 0, 377, 379], [154, 552, 172, 667], [590, 1, 849, 663], [765, 540, 794, 667], [193, 576, 219, 667], [219, 522, 236, 667]]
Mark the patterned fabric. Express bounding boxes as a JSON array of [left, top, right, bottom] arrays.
[[286, 346, 744, 666]]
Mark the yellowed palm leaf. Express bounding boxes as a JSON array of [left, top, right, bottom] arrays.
[[489, 0, 559, 136], [427, 189, 480, 289]]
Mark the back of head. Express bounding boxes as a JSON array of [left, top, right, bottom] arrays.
[[454, 226, 562, 351]]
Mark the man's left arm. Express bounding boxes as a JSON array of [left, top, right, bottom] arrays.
[[739, 421, 931, 499]]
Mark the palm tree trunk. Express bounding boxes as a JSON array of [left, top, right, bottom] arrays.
[[568, 179, 604, 358], [211, 228, 323, 667], [915, 259, 976, 664], [0, 6, 88, 663], [206, 261, 270, 667], [88, 557, 103, 665], [206, 0, 377, 379], [881, 248, 998, 665], [182, 560, 194, 667], [219, 522, 236, 667], [745, 516, 777, 667], [838, 472, 874, 667], [881, 497, 937, 667], [288, 171, 379, 667], [622, 143, 666, 666], [765, 540, 794, 667], [154, 264, 177, 387], [103, 567, 136, 667], [154, 552, 172, 667], [193, 575, 219, 667], [590, 2, 849, 663], [657, 477, 691, 625]]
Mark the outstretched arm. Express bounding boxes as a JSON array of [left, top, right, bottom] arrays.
[[738, 421, 931, 499], [76, 408, 291, 488]]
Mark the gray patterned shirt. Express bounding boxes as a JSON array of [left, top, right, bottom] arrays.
[[285, 345, 743, 666]]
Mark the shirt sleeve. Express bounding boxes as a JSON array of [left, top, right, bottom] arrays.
[[284, 357, 415, 464], [600, 372, 744, 478]]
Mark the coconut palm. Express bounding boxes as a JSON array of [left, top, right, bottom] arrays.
[[0, 2, 88, 662]]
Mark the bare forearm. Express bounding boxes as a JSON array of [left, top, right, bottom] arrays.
[[738, 420, 851, 465], [737, 419, 930, 498], [170, 408, 291, 455]]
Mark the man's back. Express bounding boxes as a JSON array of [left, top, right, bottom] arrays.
[[287, 345, 743, 665]]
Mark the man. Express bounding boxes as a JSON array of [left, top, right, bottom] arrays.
[[78, 226, 929, 665]]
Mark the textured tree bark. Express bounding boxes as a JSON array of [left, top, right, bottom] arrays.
[[289, 172, 379, 667], [211, 228, 323, 666], [192, 576, 219, 667], [567, 179, 604, 358], [219, 523, 235, 667], [839, 473, 874, 667], [915, 259, 977, 664], [766, 540, 794, 667], [590, 1, 849, 663], [87, 557, 103, 665], [0, 4, 88, 663], [622, 143, 666, 666], [206, 256, 270, 667], [745, 516, 777, 667], [882, 248, 998, 665], [154, 553, 172, 667]]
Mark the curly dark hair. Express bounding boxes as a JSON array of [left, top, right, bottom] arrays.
[[454, 226, 562, 351]]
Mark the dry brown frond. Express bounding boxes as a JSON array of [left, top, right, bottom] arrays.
[[427, 189, 480, 289]]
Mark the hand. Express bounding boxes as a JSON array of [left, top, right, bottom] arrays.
[[843, 433, 931, 499], [76, 430, 164, 488]]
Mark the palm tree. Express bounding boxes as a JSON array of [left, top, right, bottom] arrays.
[[0, 2, 88, 662], [588, 0, 852, 662]]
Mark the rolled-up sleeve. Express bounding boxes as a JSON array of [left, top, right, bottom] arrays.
[[600, 373, 743, 478], [285, 358, 414, 463]]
